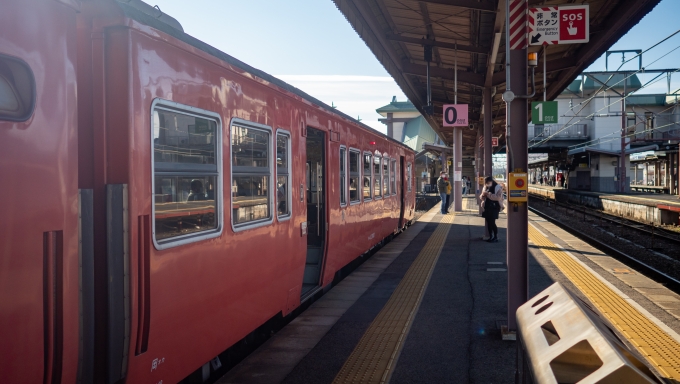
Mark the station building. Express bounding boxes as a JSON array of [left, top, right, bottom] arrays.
[[528, 72, 680, 194]]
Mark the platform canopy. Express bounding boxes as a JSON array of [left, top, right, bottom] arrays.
[[332, 0, 662, 156]]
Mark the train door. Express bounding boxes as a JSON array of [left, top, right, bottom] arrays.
[[302, 128, 327, 298], [399, 156, 406, 227]]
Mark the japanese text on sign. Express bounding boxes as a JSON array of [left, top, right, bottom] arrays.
[[529, 5, 589, 45]]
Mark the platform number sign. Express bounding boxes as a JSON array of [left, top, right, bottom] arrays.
[[442, 104, 468, 127], [531, 101, 558, 124]]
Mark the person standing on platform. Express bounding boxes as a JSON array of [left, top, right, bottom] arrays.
[[481, 176, 503, 242], [445, 174, 452, 212], [437, 171, 450, 214]]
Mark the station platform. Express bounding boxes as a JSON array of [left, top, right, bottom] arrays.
[[216, 198, 680, 384], [529, 184, 680, 226], [528, 184, 680, 207]]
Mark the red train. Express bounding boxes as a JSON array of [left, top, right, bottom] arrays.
[[0, 0, 415, 383]]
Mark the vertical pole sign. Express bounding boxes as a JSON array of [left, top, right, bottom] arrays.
[[443, 104, 467, 211]]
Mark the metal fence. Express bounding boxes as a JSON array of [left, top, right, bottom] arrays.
[[528, 124, 589, 141], [629, 112, 680, 142]]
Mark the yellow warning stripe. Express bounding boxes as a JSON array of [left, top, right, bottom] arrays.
[[333, 213, 454, 384], [528, 225, 680, 379]]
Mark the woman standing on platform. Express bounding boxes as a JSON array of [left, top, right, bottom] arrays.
[[481, 176, 503, 243]]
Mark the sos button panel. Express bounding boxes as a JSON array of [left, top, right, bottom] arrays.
[[508, 172, 528, 203]]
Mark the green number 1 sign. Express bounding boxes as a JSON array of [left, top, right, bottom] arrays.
[[531, 101, 558, 124]]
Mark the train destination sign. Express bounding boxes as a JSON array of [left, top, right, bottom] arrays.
[[442, 104, 468, 127], [529, 5, 589, 45]]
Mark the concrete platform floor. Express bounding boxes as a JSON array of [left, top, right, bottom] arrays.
[[216, 200, 680, 383]]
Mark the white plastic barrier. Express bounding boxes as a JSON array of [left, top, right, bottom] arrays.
[[516, 282, 660, 384]]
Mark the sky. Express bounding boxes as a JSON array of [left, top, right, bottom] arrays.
[[151, 0, 680, 133]]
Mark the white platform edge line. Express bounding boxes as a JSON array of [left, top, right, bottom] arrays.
[[534, 222, 680, 345], [528, 221, 548, 237]]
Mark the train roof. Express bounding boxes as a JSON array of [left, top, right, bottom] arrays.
[[114, 0, 415, 152]]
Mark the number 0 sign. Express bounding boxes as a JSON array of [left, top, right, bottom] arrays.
[[442, 104, 468, 127]]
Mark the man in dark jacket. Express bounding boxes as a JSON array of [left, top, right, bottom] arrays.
[[437, 171, 450, 214]]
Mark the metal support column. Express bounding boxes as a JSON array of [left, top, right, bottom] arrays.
[[484, 88, 493, 178], [454, 127, 463, 211], [620, 79, 628, 192], [506, 0, 528, 333], [477, 126, 484, 215]]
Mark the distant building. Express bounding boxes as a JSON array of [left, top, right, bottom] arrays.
[[377, 96, 441, 151], [377, 97, 456, 193], [528, 72, 679, 193]]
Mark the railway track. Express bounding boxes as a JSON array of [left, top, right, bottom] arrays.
[[528, 196, 680, 293]]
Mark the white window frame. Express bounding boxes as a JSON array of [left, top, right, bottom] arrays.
[[391, 158, 397, 195], [150, 98, 224, 250], [382, 155, 389, 197], [373, 153, 382, 199], [407, 162, 412, 192], [349, 147, 361, 205], [363, 151, 373, 201], [230, 117, 274, 232], [276, 129, 293, 221], [339, 145, 347, 207]]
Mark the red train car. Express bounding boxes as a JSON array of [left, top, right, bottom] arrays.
[[0, 0, 83, 383], [1, 0, 415, 383]]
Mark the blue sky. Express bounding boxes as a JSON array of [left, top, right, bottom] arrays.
[[152, 0, 679, 131]]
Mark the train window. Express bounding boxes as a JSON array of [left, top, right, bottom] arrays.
[[339, 147, 347, 206], [407, 162, 412, 192], [151, 101, 222, 249], [349, 149, 360, 203], [391, 159, 397, 195], [0, 54, 35, 122], [231, 120, 273, 229], [382, 158, 389, 196], [363, 152, 372, 201], [373, 155, 382, 199], [277, 131, 291, 219]]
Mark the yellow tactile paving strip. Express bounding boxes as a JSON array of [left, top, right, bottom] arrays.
[[332, 213, 454, 384], [528, 225, 680, 380]]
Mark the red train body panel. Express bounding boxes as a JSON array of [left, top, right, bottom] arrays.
[[0, 1, 80, 383], [1, 1, 415, 383]]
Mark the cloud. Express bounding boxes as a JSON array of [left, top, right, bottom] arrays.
[[276, 75, 408, 134]]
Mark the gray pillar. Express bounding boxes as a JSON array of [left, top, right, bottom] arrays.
[[387, 112, 394, 139], [454, 127, 463, 211], [476, 126, 483, 215], [484, 88, 493, 178], [507, 46, 529, 332]]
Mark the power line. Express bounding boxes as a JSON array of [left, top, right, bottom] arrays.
[[528, 30, 680, 148], [530, 64, 680, 148]]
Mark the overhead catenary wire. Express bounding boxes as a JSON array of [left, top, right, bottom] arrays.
[[535, 65, 680, 148], [529, 42, 680, 149], [528, 29, 680, 148], [568, 97, 680, 149]]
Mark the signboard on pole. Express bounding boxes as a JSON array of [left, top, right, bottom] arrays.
[[491, 137, 499, 147], [529, 5, 589, 45], [531, 101, 558, 124], [442, 104, 468, 127]]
